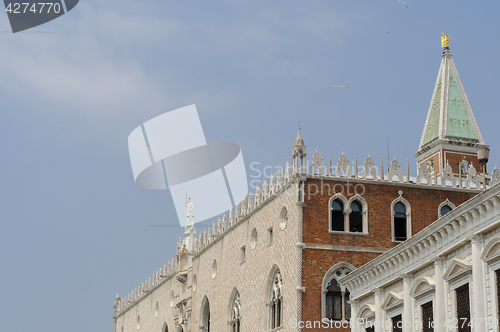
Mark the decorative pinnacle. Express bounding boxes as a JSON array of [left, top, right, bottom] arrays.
[[295, 126, 304, 146]]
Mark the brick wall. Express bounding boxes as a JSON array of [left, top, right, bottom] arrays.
[[300, 177, 478, 331]]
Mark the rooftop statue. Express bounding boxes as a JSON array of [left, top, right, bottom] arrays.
[[441, 33, 449, 48], [186, 197, 194, 226]]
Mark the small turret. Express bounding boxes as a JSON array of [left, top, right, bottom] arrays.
[[292, 125, 307, 173]]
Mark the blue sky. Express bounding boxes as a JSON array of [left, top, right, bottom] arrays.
[[0, 1, 499, 331]]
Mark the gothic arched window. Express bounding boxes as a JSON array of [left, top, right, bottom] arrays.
[[440, 205, 452, 216], [331, 199, 344, 231], [270, 271, 284, 329], [229, 291, 241, 332], [201, 297, 210, 332], [438, 199, 455, 218], [326, 279, 342, 320], [349, 200, 363, 233], [322, 263, 354, 322], [394, 202, 407, 241], [326, 279, 351, 321]]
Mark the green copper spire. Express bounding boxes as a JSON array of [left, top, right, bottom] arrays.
[[419, 46, 484, 149]]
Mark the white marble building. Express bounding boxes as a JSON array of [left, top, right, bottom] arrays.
[[113, 156, 304, 332]]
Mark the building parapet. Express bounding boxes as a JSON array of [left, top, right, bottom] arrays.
[[116, 149, 500, 315]]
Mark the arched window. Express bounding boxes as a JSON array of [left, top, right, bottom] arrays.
[[161, 322, 168, 332], [391, 195, 411, 242], [270, 271, 283, 329], [200, 297, 210, 332], [349, 201, 363, 233], [322, 262, 354, 321], [331, 199, 344, 231], [438, 199, 455, 218], [326, 279, 351, 321], [229, 291, 241, 332], [440, 205, 452, 216], [326, 279, 342, 320], [393, 202, 407, 241]]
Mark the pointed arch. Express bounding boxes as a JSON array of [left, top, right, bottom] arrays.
[[391, 195, 412, 242], [329, 193, 349, 232], [348, 194, 368, 233], [227, 288, 241, 332], [438, 199, 456, 218], [265, 264, 283, 330], [322, 262, 355, 321], [161, 322, 169, 332], [199, 295, 210, 332]]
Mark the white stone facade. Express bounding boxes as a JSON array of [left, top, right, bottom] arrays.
[[114, 176, 301, 332]]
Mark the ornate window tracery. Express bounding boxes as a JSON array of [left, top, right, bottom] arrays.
[[329, 194, 368, 233], [229, 292, 241, 332], [322, 262, 354, 321], [270, 271, 283, 330]]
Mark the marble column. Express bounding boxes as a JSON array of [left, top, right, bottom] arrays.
[[470, 234, 487, 332], [433, 257, 446, 332], [402, 273, 414, 332], [374, 288, 383, 332]]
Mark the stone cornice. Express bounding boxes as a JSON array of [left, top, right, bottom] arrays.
[[302, 173, 479, 193]]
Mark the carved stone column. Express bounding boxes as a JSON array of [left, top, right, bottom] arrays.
[[374, 288, 383, 332], [469, 235, 487, 332], [402, 273, 414, 332], [350, 299, 360, 332]]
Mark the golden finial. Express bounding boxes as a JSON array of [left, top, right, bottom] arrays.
[[441, 33, 449, 48]]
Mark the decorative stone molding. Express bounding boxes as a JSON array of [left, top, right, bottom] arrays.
[[443, 258, 472, 289], [491, 165, 500, 187], [309, 148, 326, 176], [409, 276, 435, 304], [481, 236, 500, 269], [361, 153, 378, 180], [417, 162, 432, 185], [441, 162, 456, 187], [388, 157, 404, 183], [357, 304, 376, 325], [465, 165, 479, 189], [381, 292, 404, 318], [335, 151, 352, 177], [438, 199, 456, 218]]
